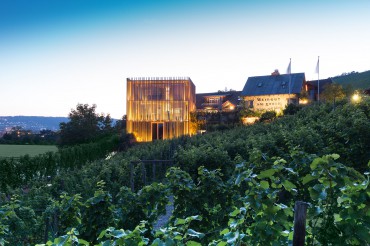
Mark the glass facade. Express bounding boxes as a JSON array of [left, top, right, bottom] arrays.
[[127, 77, 196, 142]]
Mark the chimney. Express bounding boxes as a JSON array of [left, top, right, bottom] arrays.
[[271, 69, 280, 76]]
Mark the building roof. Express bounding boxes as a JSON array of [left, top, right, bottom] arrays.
[[196, 91, 241, 110], [127, 77, 195, 87], [241, 73, 305, 96], [306, 78, 333, 92]]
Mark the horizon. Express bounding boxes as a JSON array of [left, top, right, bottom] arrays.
[[1, 0, 370, 118]]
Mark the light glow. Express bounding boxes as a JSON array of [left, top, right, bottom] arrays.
[[127, 77, 196, 142], [352, 93, 360, 102]]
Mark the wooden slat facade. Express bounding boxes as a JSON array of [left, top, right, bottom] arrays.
[[127, 77, 196, 142]]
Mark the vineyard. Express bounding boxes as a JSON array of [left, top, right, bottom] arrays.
[[1, 98, 369, 245]]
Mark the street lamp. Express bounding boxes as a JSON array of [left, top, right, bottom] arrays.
[[352, 93, 360, 103]]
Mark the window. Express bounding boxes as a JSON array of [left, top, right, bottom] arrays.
[[257, 82, 263, 87]]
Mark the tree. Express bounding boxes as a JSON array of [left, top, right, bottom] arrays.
[[58, 104, 113, 147], [321, 83, 345, 107]]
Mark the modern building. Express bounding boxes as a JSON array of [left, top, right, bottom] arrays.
[[126, 77, 196, 142], [196, 91, 241, 113], [241, 72, 307, 113]]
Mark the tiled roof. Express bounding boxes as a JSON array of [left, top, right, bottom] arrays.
[[241, 73, 305, 96], [306, 78, 333, 91]]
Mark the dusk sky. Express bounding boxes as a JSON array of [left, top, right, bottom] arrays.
[[1, 0, 369, 119]]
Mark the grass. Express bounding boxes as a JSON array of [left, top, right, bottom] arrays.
[[0, 144, 58, 158]]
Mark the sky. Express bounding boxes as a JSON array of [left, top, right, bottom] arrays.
[[1, 0, 370, 119]]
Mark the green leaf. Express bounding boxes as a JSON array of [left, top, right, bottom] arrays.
[[224, 231, 239, 244], [334, 213, 342, 222], [229, 219, 238, 228], [152, 238, 167, 246], [175, 218, 186, 225], [310, 157, 325, 170], [186, 241, 201, 246], [314, 206, 323, 215], [260, 180, 269, 189], [302, 174, 315, 185], [330, 153, 340, 160], [282, 180, 296, 191], [187, 229, 205, 239], [235, 170, 251, 185], [276, 203, 288, 209], [281, 230, 290, 237], [186, 215, 202, 223], [165, 238, 176, 246], [319, 190, 327, 200], [310, 184, 327, 201], [258, 169, 276, 179], [284, 168, 296, 174], [78, 239, 89, 245], [229, 209, 239, 217], [111, 229, 126, 238], [217, 242, 227, 246], [54, 236, 68, 246]]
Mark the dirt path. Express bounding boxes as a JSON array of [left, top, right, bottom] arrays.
[[153, 195, 174, 230]]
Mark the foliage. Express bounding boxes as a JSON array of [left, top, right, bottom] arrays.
[[0, 135, 119, 192], [0, 195, 40, 245], [1, 99, 370, 245], [189, 112, 204, 133], [35, 228, 89, 246], [80, 181, 114, 243], [240, 109, 261, 118], [304, 154, 370, 245], [283, 103, 302, 115], [332, 70, 370, 90], [259, 110, 277, 122], [321, 83, 346, 106], [58, 104, 114, 147], [166, 167, 233, 242], [192, 111, 242, 133], [34, 153, 369, 245]]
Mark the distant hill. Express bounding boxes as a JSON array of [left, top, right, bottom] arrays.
[[331, 70, 370, 90], [0, 116, 68, 132]]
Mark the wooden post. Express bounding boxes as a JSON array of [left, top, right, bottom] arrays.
[[152, 161, 156, 182], [293, 201, 309, 246], [141, 162, 147, 186], [44, 217, 49, 243], [53, 211, 58, 238], [130, 162, 135, 192]]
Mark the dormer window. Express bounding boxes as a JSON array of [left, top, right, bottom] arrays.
[[281, 81, 287, 89]]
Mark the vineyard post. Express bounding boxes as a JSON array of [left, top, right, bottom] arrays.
[[130, 162, 134, 192], [141, 162, 147, 186], [152, 161, 156, 182], [44, 217, 49, 243], [293, 201, 309, 246]]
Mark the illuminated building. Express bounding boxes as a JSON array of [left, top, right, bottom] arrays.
[[196, 91, 241, 113], [126, 77, 196, 142], [242, 72, 307, 113]]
